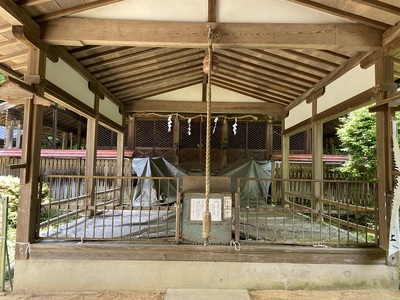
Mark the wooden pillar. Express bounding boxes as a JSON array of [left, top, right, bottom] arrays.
[[16, 48, 45, 259], [5, 119, 14, 148], [85, 96, 99, 216], [265, 122, 273, 160], [127, 116, 135, 150], [116, 128, 125, 204], [77, 118, 82, 149], [15, 121, 21, 149], [305, 128, 312, 154], [62, 132, 68, 149], [375, 57, 394, 251], [311, 99, 324, 221], [222, 118, 228, 167], [173, 115, 180, 165], [52, 108, 58, 149], [281, 126, 290, 207], [68, 132, 73, 149]]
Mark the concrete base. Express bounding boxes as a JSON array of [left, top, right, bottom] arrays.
[[13, 259, 399, 292], [164, 289, 250, 300]]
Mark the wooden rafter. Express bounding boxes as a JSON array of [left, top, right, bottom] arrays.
[[353, 0, 400, 16], [97, 49, 204, 82], [109, 64, 202, 94], [77, 46, 133, 63], [0, 49, 27, 62], [288, 0, 390, 30], [34, 0, 123, 23], [85, 47, 157, 70], [16, 0, 52, 6], [121, 78, 203, 101], [215, 51, 317, 86], [117, 74, 203, 99]]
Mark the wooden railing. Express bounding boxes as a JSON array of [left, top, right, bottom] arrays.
[[0, 149, 134, 177]]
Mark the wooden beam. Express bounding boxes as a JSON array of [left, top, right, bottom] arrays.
[[284, 87, 376, 136], [0, 77, 51, 106], [43, 79, 95, 119], [353, 0, 400, 16], [360, 32, 400, 69], [41, 18, 382, 52], [0, 0, 40, 35], [286, 52, 367, 112], [55, 46, 124, 110], [34, 0, 123, 23], [17, 0, 52, 6], [313, 87, 375, 123], [288, 0, 390, 31], [12, 25, 58, 62], [126, 100, 283, 116], [208, 0, 217, 23]]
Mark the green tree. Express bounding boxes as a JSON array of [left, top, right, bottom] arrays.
[[337, 106, 377, 179]]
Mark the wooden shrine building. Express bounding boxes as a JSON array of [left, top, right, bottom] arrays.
[[0, 0, 399, 292]]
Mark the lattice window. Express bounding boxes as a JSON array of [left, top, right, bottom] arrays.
[[290, 131, 305, 152], [97, 124, 117, 149], [180, 119, 222, 149], [136, 120, 154, 147], [180, 120, 201, 148], [135, 119, 173, 148], [273, 126, 282, 151], [155, 120, 173, 147], [228, 120, 246, 149], [248, 122, 265, 149], [124, 122, 129, 147]]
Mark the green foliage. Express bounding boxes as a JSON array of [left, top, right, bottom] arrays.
[[336, 106, 377, 179], [0, 176, 20, 229], [0, 176, 50, 229], [0, 73, 6, 84]]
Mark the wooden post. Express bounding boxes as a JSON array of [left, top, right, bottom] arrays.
[[85, 95, 99, 216], [77, 118, 82, 149], [127, 116, 135, 150], [311, 99, 324, 221], [52, 108, 58, 149], [68, 132, 73, 149], [116, 127, 125, 204], [62, 132, 68, 149], [222, 118, 228, 167], [265, 122, 273, 160], [15, 121, 21, 149], [281, 128, 290, 207], [5, 119, 14, 149], [375, 57, 394, 252], [173, 115, 180, 165], [16, 48, 45, 259]]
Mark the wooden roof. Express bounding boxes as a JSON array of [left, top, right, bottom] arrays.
[[1, 0, 400, 120]]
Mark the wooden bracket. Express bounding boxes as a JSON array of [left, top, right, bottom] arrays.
[[0, 78, 51, 106], [24, 74, 41, 85], [7, 163, 27, 170], [373, 83, 398, 94], [88, 82, 105, 100], [12, 25, 58, 62], [305, 87, 325, 104]]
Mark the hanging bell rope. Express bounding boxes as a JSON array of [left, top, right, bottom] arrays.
[[202, 25, 215, 246]]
